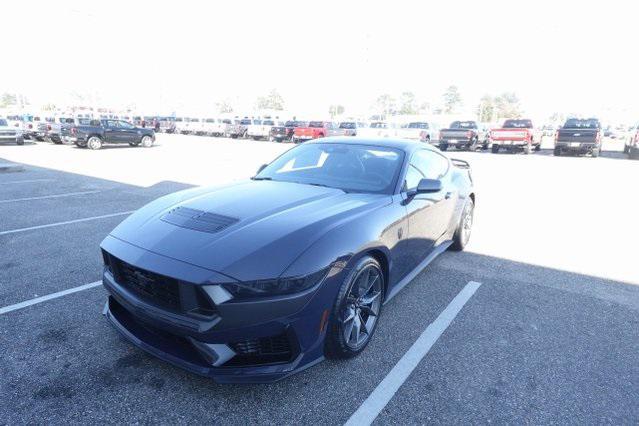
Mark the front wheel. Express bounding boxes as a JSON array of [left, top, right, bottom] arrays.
[[439, 144, 448, 151], [16, 138, 24, 145], [491, 144, 499, 154], [141, 135, 153, 147], [553, 146, 561, 156], [450, 198, 474, 251], [325, 256, 384, 359]]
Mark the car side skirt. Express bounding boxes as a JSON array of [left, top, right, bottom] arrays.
[[384, 240, 452, 303]]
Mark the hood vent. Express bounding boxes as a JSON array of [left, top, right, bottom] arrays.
[[161, 206, 238, 234]]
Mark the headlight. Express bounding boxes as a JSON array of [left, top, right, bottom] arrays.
[[221, 267, 329, 300]]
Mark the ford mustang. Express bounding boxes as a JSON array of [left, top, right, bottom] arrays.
[[100, 137, 475, 383]]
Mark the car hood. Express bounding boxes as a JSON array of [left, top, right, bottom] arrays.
[[109, 180, 389, 281]]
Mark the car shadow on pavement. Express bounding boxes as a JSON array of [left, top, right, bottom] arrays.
[[2, 248, 638, 424]]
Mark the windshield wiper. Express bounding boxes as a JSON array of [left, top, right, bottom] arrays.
[[251, 176, 272, 181]]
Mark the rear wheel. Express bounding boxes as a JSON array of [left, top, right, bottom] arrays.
[[491, 144, 500, 154], [523, 143, 532, 155], [591, 146, 600, 157], [439, 144, 448, 151], [87, 136, 102, 150], [450, 198, 474, 251], [325, 256, 384, 359], [553, 146, 561, 156], [16, 138, 24, 145], [628, 146, 639, 159]]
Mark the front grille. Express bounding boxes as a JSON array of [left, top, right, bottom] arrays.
[[106, 254, 181, 311], [226, 333, 295, 366]]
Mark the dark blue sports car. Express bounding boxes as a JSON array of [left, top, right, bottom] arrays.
[[100, 137, 475, 383]]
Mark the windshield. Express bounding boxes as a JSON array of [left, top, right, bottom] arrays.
[[255, 143, 404, 194], [0, 119, 8, 126], [450, 121, 477, 129], [503, 119, 533, 128], [240, 119, 252, 125], [408, 122, 428, 129], [263, 120, 275, 125], [563, 119, 600, 129], [339, 122, 356, 129], [370, 122, 387, 129]]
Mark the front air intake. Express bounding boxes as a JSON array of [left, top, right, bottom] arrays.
[[161, 206, 238, 234]]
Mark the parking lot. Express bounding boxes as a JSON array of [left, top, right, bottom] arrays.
[[1, 135, 638, 424]]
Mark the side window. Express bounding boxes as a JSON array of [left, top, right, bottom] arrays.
[[404, 165, 423, 190], [106, 120, 119, 128], [411, 150, 449, 180], [119, 121, 134, 129]]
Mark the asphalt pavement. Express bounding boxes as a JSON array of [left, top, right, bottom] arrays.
[[1, 134, 637, 424]]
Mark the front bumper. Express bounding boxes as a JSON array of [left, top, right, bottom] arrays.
[[100, 236, 337, 383]]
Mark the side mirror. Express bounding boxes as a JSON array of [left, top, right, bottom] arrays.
[[416, 178, 442, 194], [257, 164, 268, 174]]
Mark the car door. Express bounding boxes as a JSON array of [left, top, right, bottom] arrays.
[[403, 149, 456, 263], [117, 120, 139, 143], [104, 120, 126, 143]]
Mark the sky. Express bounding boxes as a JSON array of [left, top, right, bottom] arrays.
[[1, 0, 637, 122]]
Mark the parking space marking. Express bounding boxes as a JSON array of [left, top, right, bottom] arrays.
[[0, 190, 101, 204], [344, 281, 482, 426], [0, 281, 102, 315], [0, 210, 134, 236], [0, 178, 54, 185]]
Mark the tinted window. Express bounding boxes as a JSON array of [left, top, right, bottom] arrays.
[[503, 119, 533, 128], [256, 143, 404, 194], [309, 121, 324, 128], [0, 119, 8, 126], [339, 122, 356, 129], [119, 121, 135, 129], [411, 150, 449, 180], [450, 121, 477, 129], [563, 119, 600, 129], [408, 122, 429, 129], [263, 120, 275, 125]]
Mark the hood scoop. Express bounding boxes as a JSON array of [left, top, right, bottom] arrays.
[[161, 206, 238, 234]]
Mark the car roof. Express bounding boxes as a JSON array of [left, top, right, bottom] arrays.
[[307, 136, 438, 154]]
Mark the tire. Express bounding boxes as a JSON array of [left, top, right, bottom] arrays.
[[523, 143, 532, 155], [35, 136, 44, 142], [628, 146, 639, 160], [87, 136, 102, 150], [591, 146, 600, 158], [16, 138, 24, 145], [553, 146, 561, 156], [491, 144, 499, 154], [439, 144, 448, 151], [325, 256, 384, 359], [450, 198, 474, 251], [140, 135, 153, 147], [623, 144, 629, 154], [534, 143, 541, 151]]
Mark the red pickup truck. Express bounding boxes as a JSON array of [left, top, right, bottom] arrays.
[[490, 119, 541, 154], [292, 121, 339, 143]]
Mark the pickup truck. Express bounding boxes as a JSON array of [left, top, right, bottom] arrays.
[[247, 119, 278, 141], [292, 121, 340, 143], [554, 118, 602, 157], [270, 120, 307, 142], [65, 119, 155, 150], [159, 117, 176, 133], [0, 118, 24, 145], [47, 117, 76, 144], [438, 121, 481, 151], [226, 118, 255, 139], [397, 122, 431, 141], [337, 121, 368, 137], [489, 119, 541, 154], [623, 124, 639, 159]]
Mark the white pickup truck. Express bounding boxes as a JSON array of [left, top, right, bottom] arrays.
[[246, 119, 278, 141], [201, 118, 227, 137], [0, 117, 24, 145]]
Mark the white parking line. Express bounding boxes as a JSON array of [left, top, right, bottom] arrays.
[[0, 178, 54, 185], [344, 281, 482, 426], [0, 281, 102, 315], [0, 210, 134, 236], [0, 190, 101, 203]]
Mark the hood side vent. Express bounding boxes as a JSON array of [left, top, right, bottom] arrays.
[[161, 206, 238, 234]]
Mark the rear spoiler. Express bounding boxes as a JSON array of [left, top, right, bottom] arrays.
[[450, 158, 470, 169]]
